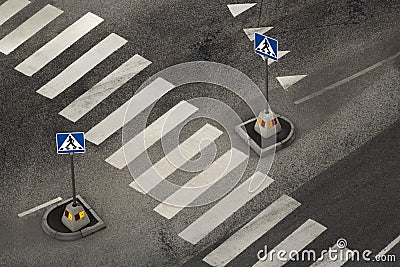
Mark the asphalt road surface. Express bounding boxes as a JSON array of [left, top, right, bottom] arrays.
[[0, 0, 399, 266]]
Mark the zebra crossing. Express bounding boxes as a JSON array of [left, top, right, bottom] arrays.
[[2, 2, 343, 266]]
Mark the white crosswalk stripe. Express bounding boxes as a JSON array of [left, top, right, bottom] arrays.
[[179, 172, 274, 245], [129, 123, 223, 193], [15, 12, 103, 76], [85, 77, 176, 145], [59, 54, 151, 122], [252, 219, 327, 267], [106, 101, 198, 170], [0, 0, 30, 26], [0, 4, 62, 55], [153, 148, 248, 219], [202, 195, 301, 267], [36, 33, 126, 99], [309, 244, 353, 267]]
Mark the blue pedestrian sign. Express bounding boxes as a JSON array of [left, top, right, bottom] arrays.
[[56, 132, 85, 154], [254, 33, 278, 61]]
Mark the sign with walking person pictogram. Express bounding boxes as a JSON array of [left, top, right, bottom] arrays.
[[56, 132, 85, 154], [254, 33, 278, 61]]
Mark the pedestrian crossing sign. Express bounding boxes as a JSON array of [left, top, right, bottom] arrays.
[[56, 132, 85, 154], [254, 33, 278, 61]]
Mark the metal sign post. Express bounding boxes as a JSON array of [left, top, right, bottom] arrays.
[[70, 152, 77, 207]]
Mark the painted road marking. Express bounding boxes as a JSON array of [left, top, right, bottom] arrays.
[[309, 244, 353, 267], [243, 27, 273, 41], [106, 101, 198, 170], [153, 148, 248, 219], [227, 3, 257, 17], [36, 33, 126, 99], [0, 5, 62, 55], [59, 54, 151, 122], [276, 75, 307, 90], [15, 12, 103, 76], [294, 51, 400, 104], [203, 195, 301, 267], [268, 50, 290, 65], [129, 123, 223, 194], [0, 0, 30, 26], [17, 197, 62, 217], [377, 234, 400, 257], [252, 219, 327, 267], [85, 77, 176, 145], [179, 172, 273, 245]]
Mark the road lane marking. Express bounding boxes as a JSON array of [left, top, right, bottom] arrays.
[[276, 75, 307, 90], [15, 12, 103, 76], [0, 5, 62, 55], [106, 101, 198, 169], [377, 234, 400, 256], [59, 54, 151, 122], [0, 0, 30, 26], [309, 244, 352, 267], [129, 123, 223, 193], [179, 172, 273, 245], [36, 33, 126, 99], [153, 148, 248, 219], [294, 51, 400, 104], [17, 197, 62, 217], [268, 51, 290, 65], [252, 219, 327, 267], [243, 27, 273, 41], [202, 195, 301, 267], [227, 3, 257, 17], [85, 77, 176, 145]]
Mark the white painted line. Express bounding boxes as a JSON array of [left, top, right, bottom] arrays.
[[36, 33, 126, 99], [59, 55, 151, 122], [154, 148, 248, 219], [309, 244, 352, 267], [377, 234, 400, 256], [294, 50, 400, 104], [85, 77, 175, 145], [0, 5, 62, 55], [268, 51, 290, 65], [15, 12, 103, 76], [227, 3, 257, 17], [129, 124, 223, 193], [179, 172, 273, 245], [107, 101, 198, 170], [252, 219, 327, 267], [0, 0, 30, 26], [243, 27, 273, 41], [203, 195, 301, 267], [276, 75, 307, 90], [17, 197, 62, 217]]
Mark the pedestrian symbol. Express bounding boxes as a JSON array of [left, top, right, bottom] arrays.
[[254, 33, 278, 61], [56, 132, 85, 154]]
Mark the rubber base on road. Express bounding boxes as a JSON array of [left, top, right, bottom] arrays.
[[235, 114, 295, 157], [42, 195, 106, 241]]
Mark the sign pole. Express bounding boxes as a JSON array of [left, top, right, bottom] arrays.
[[70, 152, 77, 207], [264, 57, 269, 107]]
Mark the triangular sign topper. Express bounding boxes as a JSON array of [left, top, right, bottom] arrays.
[[254, 33, 278, 61], [56, 132, 85, 154]]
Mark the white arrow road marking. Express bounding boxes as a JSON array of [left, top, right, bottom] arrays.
[[0, 0, 30, 26], [267, 50, 290, 65], [276, 75, 307, 90], [243, 27, 273, 41], [15, 12, 103, 76], [203, 195, 301, 267], [18, 197, 62, 217], [0, 5, 63, 55], [227, 3, 257, 17]]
